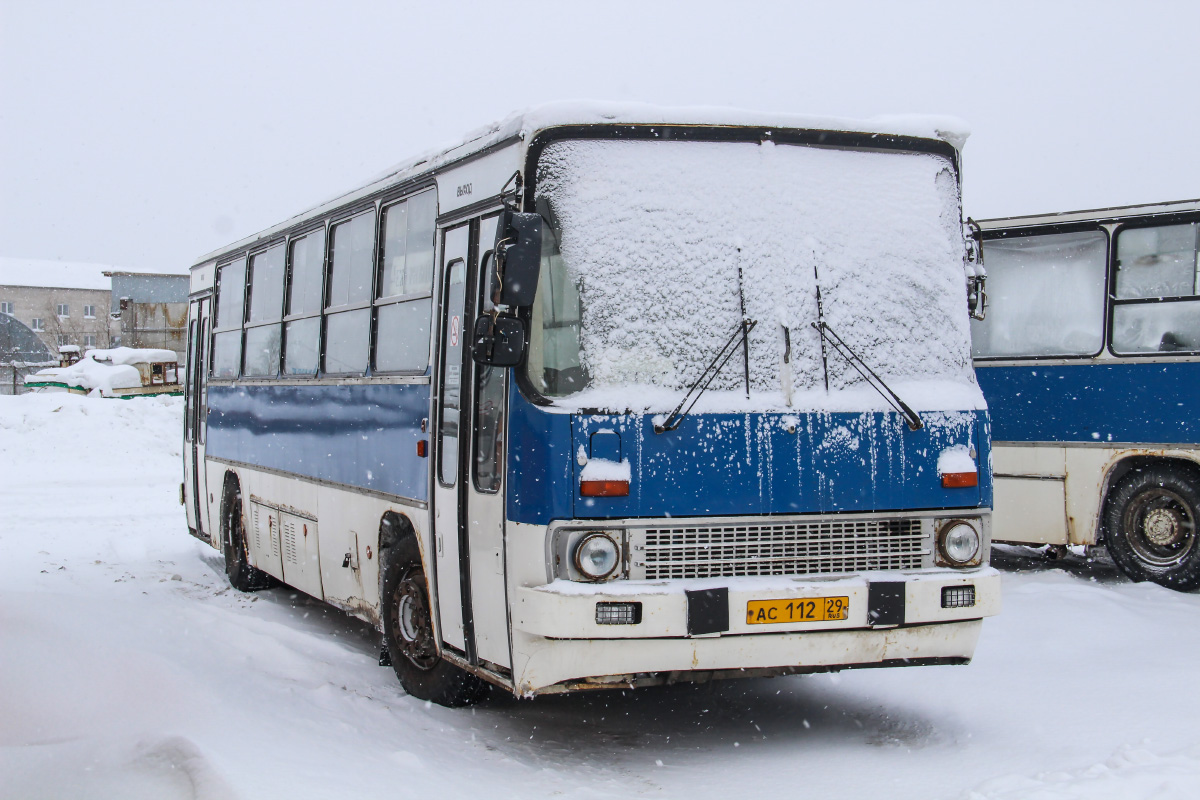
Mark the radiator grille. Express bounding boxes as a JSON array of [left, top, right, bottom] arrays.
[[638, 518, 926, 579]]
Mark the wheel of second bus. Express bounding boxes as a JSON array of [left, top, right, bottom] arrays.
[[382, 552, 490, 707], [1104, 466, 1200, 592]]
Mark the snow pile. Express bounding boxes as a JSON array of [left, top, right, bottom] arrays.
[[535, 138, 978, 413]]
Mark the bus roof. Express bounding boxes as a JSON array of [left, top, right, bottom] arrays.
[[191, 102, 969, 270], [976, 198, 1200, 231]]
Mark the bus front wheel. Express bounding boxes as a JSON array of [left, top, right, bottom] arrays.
[[381, 543, 490, 707], [1104, 466, 1200, 592], [221, 482, 273, 592]]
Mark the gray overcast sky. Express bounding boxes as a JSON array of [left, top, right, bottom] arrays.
[[2, 0, 1197, 271]]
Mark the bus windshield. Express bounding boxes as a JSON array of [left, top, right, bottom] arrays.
[[526, 137, 978, 413]]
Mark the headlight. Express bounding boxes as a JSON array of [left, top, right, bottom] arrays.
[[939, 521, 982, 566], [574, 532, 620, 581]]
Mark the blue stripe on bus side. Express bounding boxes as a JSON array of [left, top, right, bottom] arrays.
[[505, 383, 991, 525], [206, 383, 430, 501], [976, 361, 1200, 444]]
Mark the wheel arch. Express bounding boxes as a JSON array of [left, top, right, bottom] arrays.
[[377, 511, 424, 595], [1098, 454, 1200, 543]]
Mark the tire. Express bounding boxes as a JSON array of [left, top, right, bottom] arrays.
[[1104, 465, 1200, 592], [381, 540, 490, 707], [221, 482, 273, 592]]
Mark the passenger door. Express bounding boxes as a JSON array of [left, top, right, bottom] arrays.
[[432, 216, 512, 670], [463, 214, 511, 669], [184, 297, 212, 542], [433, 224, 471, 653]]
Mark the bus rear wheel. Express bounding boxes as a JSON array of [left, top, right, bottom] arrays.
[[1104, 466, 1200, 592], [381, 547, 489, 707]]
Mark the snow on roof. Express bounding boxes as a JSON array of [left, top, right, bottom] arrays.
[[0, 257, 187, 291], [88, 346, 178, 365], [194, 102, 970, 266]]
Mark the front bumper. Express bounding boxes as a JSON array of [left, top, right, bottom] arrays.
[[510, 568, 1000, 693]]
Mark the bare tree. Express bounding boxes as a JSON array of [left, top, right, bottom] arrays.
[[35, 299, 111, 353]]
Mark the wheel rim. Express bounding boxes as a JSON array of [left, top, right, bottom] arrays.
[[391, 570, 439, 671], [1121, 486, 1199, 568]]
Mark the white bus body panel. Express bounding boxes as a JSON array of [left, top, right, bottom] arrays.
[[992, 443, 1200, 547], [435, 146, 522, 216], [206, 460, 433, 626]]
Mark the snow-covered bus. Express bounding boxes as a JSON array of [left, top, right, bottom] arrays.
[[972, 200, 1200, 591], [182, 104, 1000, 706]]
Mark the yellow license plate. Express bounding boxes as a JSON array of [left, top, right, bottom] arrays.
[[746, 596, 850, 625]]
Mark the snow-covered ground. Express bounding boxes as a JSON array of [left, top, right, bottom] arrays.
[[1, 394, 1198, 800]]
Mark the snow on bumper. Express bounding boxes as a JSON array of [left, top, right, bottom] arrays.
[[511, 569, 1000, 693]]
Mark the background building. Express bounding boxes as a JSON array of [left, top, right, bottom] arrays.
[[0, 259, 190, 393], [105, 271, 190, 356], [0, 259, 113, 355]]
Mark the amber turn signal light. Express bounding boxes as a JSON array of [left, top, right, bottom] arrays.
[[580, 480, 630, 497], [941, 471, 978, 488], [416, 440, 428, 458]]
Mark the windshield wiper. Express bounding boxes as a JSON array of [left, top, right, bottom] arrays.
[[810, 321, 923, 431], [654, 318, 758, 433]]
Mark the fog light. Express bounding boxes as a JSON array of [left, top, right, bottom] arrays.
[[941, 585, 976, 608], [596, 602, 642, 625]]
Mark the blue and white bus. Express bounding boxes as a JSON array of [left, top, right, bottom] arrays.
[[182, 104, 1000, 706], [972, 200, 1200, 591]]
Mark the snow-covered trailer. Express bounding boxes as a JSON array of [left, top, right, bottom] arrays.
[[182, 104, 1000, 705], [25, 346, 181, 397], [973, 199, 1200, 591]]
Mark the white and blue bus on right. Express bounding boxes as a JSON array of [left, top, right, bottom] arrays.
[[972, 199, 1200, 591]]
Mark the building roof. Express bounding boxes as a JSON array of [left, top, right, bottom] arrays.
[[0, 257, 187, 291]]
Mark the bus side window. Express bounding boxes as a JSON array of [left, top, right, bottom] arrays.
[[1112, 223, 1200, 354], [474, 249, 504, 493], [375, 189, 436, 373], [184, 317, 196, 441], [971, 230, 1107, 359], [324, 210, 375, 374], [439, 260, 467, 486], [284, 227, 325, 376], [243, 243, 285, 377], [212, 257, 246, 378]]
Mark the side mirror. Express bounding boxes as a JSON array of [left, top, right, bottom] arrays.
[[963, 218, 987, 321], [471, 315, 526, 367], [495, 211, 542, 307]]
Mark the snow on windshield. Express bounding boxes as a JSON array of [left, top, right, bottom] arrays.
[[531, 138, 978, 413]]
